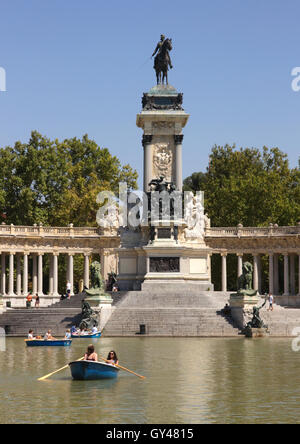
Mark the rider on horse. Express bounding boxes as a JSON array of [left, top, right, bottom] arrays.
[[152, 34, 173, 70]]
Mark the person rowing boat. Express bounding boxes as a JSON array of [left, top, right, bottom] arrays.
[[84, 344, 98, 362]]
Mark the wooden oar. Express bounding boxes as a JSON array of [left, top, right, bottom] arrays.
[[38, 357, 84, 381], [98, 355, 146, 379]]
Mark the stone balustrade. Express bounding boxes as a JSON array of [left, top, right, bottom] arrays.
[[206, 225, 300, 238], [0, 224, 101, 238]]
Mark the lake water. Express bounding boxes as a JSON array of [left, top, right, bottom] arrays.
[[1, 337, 300, 424]]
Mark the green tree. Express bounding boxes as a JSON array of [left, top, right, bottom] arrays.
[[0, 131, 138, 226], [183, 144, 300, 291], [184, 144, 300, 227]]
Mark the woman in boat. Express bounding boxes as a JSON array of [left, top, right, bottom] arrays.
[[64, 329, 71, 340], [44, 330, 56, 340], [84, 344, 98, 362], [106, 350, 119, 366], [28, 329, 35, 340], [91, 326, 98, 335]]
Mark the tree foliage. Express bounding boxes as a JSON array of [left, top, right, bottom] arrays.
[[184, 145, 300, 292], [0, 131, 138, 226], [183, 144, 300, 227]]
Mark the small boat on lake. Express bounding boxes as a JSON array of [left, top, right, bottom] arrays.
[[25, 339, 72, 347], [69, 360, 119, 380], [71, 332, 101, 339]]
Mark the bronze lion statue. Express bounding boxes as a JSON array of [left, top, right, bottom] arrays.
[[90, 261, 104, 290], [237, 261, 253, 291]]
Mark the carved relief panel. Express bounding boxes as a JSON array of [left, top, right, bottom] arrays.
[[153, 143, 173, 182]]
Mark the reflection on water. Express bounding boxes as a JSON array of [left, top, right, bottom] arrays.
[[0, 337, 300, 423]]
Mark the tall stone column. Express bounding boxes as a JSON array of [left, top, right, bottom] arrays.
[[274, 254, 279, 295], [142, 135, 152, 192], [290, 254, 296, 295], [16, 254, 22, 296], [68, 254, 74, 296], [84, 253, 90, 289], [269, 253, 274, 295], [221, 253, 227, 292], [237, 253, 243, 278], [8, 252, 15, 296], [253, 254, 259, 292], [298, 254, 300, 297], [49, 254, 54, 296], [174, 135, 183, 191], [23, 253, 29, 296], [37, 253, 44, 297], [1, 253, 6, 296], [257, 255, 262, 295], [32, 254, 37, 295], [283, 253, 289, 296], [53, 253, 59, 297]]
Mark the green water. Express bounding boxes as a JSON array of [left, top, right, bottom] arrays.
[[1, 337, 300, 424]]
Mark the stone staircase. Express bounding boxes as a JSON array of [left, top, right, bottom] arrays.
[[0, 293, 86, 337], [103, 291, 240, 337], [3, 289, 300, 337], [260, 304, 300, 336]]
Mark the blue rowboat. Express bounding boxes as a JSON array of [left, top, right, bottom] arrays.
[[25, 339, 72, 347], [69, 360, 119, 380], [71, 332, 101, 339]]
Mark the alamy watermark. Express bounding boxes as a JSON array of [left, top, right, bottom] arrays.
[[0, 328, 6, 351], [96, 183, 205, 230], [291, 67, 300, 92], [291, 327, 300, 352], [0, 67, 6, 92]]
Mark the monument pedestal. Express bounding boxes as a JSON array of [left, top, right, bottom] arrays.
[[84, 290, 114, 331], [229, 294, 260, 330], [117, 84, 213, 292]]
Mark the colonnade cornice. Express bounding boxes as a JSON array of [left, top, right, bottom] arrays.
[[212, 249, 300, 255]]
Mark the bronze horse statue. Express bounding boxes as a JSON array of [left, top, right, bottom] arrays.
[[153, 38, 173, 85]]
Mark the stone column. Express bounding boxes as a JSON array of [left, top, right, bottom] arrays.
[[221, 253, 227, 292], [274, 254, 279, 295], [49, 254, 54, 296], [32, 254, 37, 295], [37, 253, 44, 297], [283, 253, 289, 296], [23, 253, 29, 296], [53, 253, 59, 297], [298, 254, 300, 297], [269, 253, 274, 295], [174, 135, 183, 191], [68, 254, 74, 296], [257, 255, 262, 295], [16, 254, 22, 296], [142, 135, 152, 192], [8, 252, 15, 296], [253, 254, 259, 292], [290, 254, 296, 295], [84, 253, 90, 289], [1, 253, 6, 296], [237, 253, 243, 278]]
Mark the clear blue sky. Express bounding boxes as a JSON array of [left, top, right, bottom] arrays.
[[0, 0, 299, 188]]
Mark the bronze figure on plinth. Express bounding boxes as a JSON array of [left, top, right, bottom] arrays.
[[151, 35, 173, 85]]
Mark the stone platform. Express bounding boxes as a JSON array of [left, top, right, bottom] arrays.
[[2, 290, 300, 337], [103, 291, 240, 337], [0, 293, 86, 336]]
